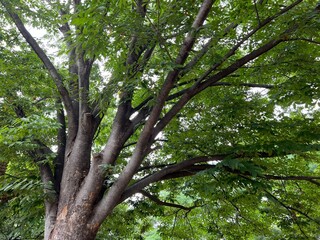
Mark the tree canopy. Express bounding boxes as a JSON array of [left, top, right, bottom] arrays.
[[0, 0, 320, 239]]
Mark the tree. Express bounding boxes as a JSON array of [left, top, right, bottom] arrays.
[[0, 0, 320, 239]]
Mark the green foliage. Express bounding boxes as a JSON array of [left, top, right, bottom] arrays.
[[1, 0, 320, 239], [0, 164, 44, 239]]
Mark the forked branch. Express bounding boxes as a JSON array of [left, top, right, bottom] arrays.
[[89, 0, 215, 225]]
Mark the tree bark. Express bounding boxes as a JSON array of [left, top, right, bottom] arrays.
[[49, 215, 98, 240]]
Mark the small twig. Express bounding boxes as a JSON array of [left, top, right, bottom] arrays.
[[123, 141, 138, 149], [264, 190, 314, 238], [263, 175, 320, 187], [139, 190, 197, 211], [138, 163, 176, 171], [144, 13, 174, 62], [171, 209, 180, 236], [253, 0, 261, 25], [265, 190, 320, 225]]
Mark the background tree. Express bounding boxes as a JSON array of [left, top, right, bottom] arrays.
[[0, 0, 320, 239]]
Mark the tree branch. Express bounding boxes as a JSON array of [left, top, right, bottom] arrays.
[[75, 0, 153, 219], [263, 174, 320, 187], [138, 163, 176, 172], [122, 144, 320, 203], [120, 155, 225, 202], [133, 81, 273, 113], [89, 0, 215, 226], [253, 0, 261, 25], [54, 100, 66, 194], [9, 98, 57, 194], [265, 190, 320, 225], [56, 5, 80, 126], [139, 190, 196, 211], [153, 37, 284, 138], [193, 0, 303, 83], [0, 0, 75, 122], [264, 174, 320, 181], [211, 82, 274, 89], [224, 164, 320, 187], [307, 179, 320, 187], [288, 37, 320, 45], [77, 52, 94, 115], [181, 22, 238, 76]]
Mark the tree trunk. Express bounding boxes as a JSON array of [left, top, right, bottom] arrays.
[[48, 222, 98, 240], [47, 206, 100, 240]]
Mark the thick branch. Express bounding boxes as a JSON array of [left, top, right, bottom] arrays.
[[89, 0, 215, 225], [77, 53, 94, 115], [120, 156, 225, 202], [153, 38, 283, 138], [26, 141, 59, 236], [57, 6, 80, 125], [133, 81, 273, 113], [98, 0, 151, 166], [122, 145, 320, 202], [0, 1, 75, 121], [54, 100, 66, 193], [74, 0, 152, 218]]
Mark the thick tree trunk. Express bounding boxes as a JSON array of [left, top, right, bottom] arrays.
[[48, 221, 98, 240], [47, 205, 100, 240]]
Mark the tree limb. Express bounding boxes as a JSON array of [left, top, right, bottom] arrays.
[[139, 190, 197, 211], [54, 100, 66, 194], [193, 0, 303, 83], [307, 179, 320, 187], [288, 38, 320, 45], [120, 155, 225, 202], [133, 81, 273, 113], [138, 163, 176, 172], [0, 0, 75, 122], [264, 174, 320, 187], [89, 0, 215, 226], [181, 22, 238, 76], [264, 174, 320, 181], [153, 37, 284, 138], [265, 190, 320, 225], [122, 145, 320, 202], [76, 0, 152, 218], [224, 166, 320, 187], [56, 5, 80, 125]]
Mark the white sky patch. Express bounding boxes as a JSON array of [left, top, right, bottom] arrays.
[[208, 160, 221, 165]]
